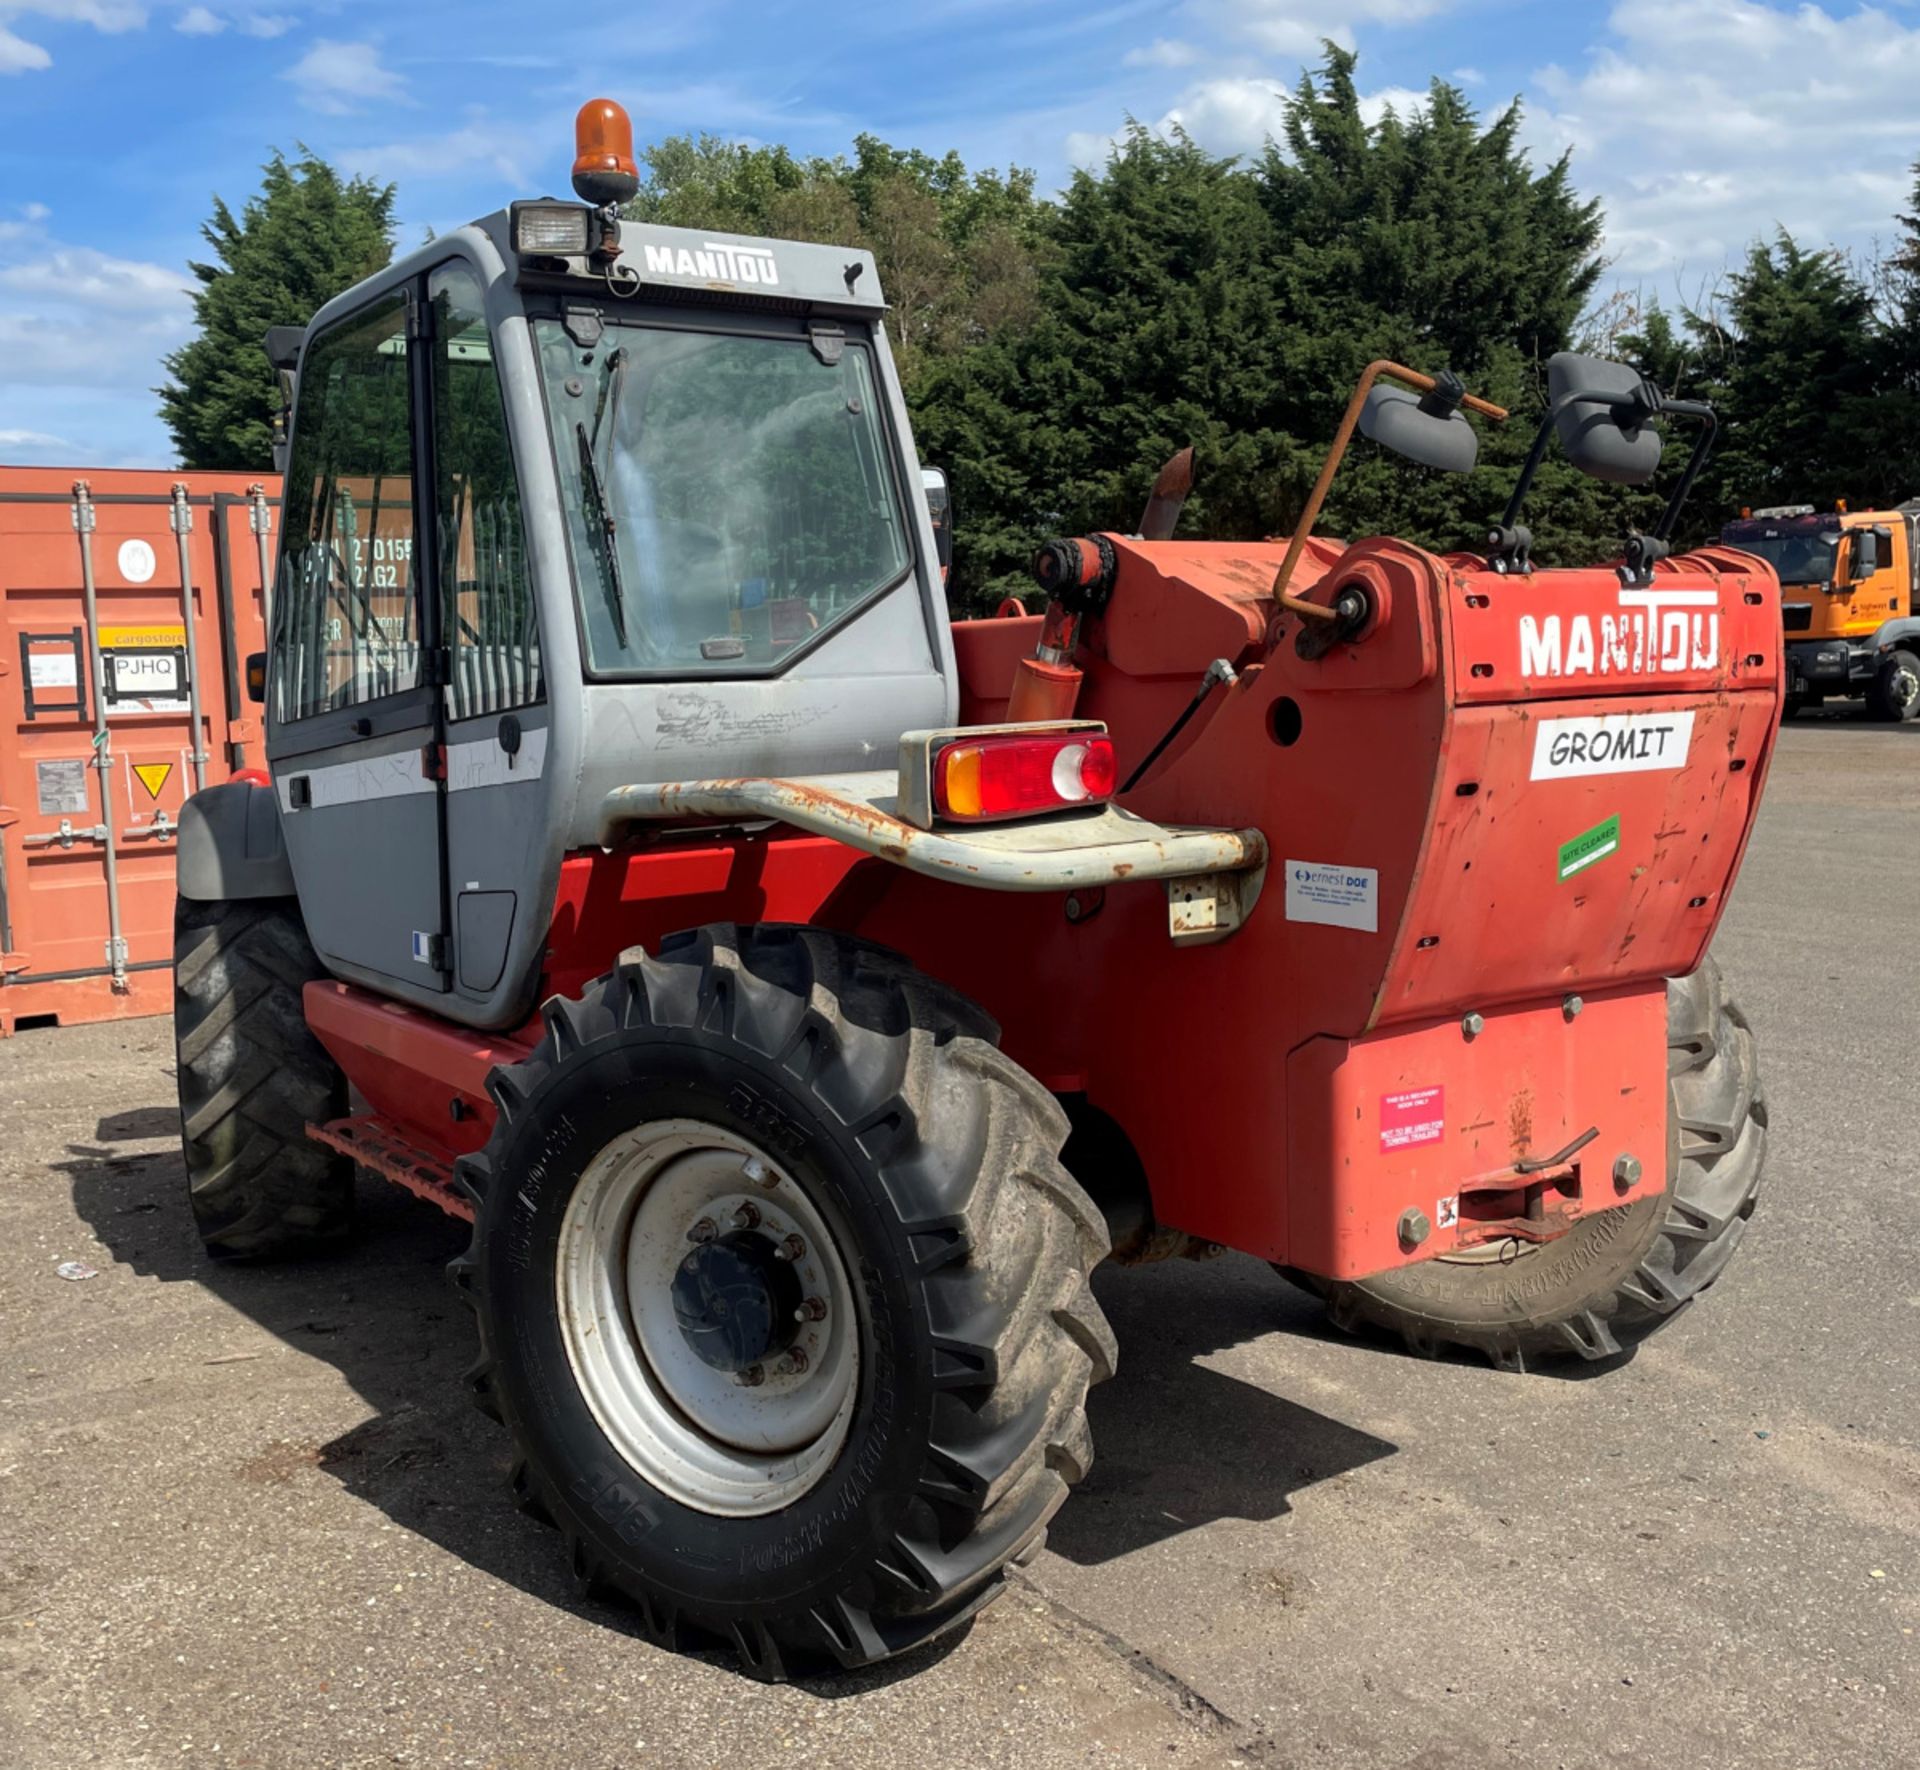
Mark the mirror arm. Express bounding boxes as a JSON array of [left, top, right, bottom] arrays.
[[1273, 359, 1505, 617], [1496, 410, 1559, 534], [1495, 384, 1619, 536], [1651, 406, 1717, 541]]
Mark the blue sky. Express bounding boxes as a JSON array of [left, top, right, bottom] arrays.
[[3, 0, 1918, 466]]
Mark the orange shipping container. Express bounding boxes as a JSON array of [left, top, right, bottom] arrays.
[[0, 466, 280, 1035]]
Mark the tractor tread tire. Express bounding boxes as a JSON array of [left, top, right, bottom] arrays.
[[173, 896, 351, 1259], [1294, 961, 1764, 1373], [453, 923, 1113, 1681]]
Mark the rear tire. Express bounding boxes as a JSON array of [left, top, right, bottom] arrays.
[[1866, 648, 1920, 722], [173, 897, 351, 1258], [452, 924, 1113, 1680], [1290, 960, 1765, 1372]]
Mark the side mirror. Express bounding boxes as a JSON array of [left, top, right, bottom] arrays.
[[1848, 527, 1883, 583], [1547, 353, 1664, 486], [245, 652, 267, 705], [920, 466, 953, 579], [1358, 384, 1479, 474]]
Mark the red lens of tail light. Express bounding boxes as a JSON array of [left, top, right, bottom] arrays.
[[933, 732, 1117, 822]]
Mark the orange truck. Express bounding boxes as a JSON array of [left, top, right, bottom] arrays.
[[1719, 501, 1920, 719], [0, 467, 277, 1034]]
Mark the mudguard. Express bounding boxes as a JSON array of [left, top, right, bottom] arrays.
[[176, 780, 295, 902]]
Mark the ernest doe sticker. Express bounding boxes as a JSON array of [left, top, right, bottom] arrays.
[[1284, 860, 1378, 932]]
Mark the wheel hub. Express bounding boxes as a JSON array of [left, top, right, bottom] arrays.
[[555, 1122, 859, 1516], [671, 1230, 804, 1374]]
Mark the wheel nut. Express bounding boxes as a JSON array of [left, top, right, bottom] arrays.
[[775, 1234, 805, 1262], [783, 1348, 809, 1375], [1461, 1011, 1485, 1040], [731, 1201, 761, 1230], [734, 1363, 765, 1388], [1613, 1153, 1643, 1193], [1562, 994, 1584, 1020], [795, 1296, 827, 1323], [687, 1217, 717, 1244], [1398, 1208, 1432, 1249]]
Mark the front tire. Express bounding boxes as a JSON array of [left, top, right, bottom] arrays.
[[1293, 960, 1765, 1371], [1867, 648, 1920, 722], [173, 896, 351, 1258], [453, 925, 1113, 1679]]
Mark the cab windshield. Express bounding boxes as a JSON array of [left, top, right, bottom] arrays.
[[1724, 528, 1840, 586], [535, 318, 912, 674]]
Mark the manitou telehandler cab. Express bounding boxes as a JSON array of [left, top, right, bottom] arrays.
[[171, 100, 1778, 1679]]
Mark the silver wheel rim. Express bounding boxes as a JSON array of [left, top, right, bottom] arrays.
[[556, 1119, 859, 1517]]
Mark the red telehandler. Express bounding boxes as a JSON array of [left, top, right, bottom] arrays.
[[170, 100, 1777, 1678]]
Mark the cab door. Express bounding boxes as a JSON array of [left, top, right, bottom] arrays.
[[424, 260, 550, 1019], [268, 285, 448, 992]]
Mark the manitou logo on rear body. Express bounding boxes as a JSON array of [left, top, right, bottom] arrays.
[[1518, 583, 1720, 679], [641, 241, 781, 286]]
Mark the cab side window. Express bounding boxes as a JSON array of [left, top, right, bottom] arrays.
[[273, 295, 421, 723], [430, 262, 539, 719]]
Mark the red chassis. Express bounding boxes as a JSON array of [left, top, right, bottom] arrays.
[[304, 533, 1780, 1284]]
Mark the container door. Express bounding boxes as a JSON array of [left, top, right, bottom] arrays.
[[268, 288, 447, 992], [0, 480, 238, 1025]]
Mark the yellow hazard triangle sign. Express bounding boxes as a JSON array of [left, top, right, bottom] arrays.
[[133, 762, 174, 800]]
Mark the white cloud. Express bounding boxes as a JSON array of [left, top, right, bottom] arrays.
[[175, 4, 222, 32], [0, 245, 192, 311], [0, 214, 197, 465], [239, 10, 290, 35], [0, 425, 78, 456], [1525, 0, 1920, 281], [0, 25, 51, 69], [336, 121, 530, 190], [1356, 84, 1432, 126], [1197, 0, 1454, 57], [1450, 65, 1482, 85], [1124, 37, 1199, 68], [22, 201, 49, 220], [1067, 72, 1440, 166], [0, 1, 147, 72], [283, 37, 406, 113], [15, 1, 146, 28]]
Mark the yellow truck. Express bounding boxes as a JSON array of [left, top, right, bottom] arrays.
[[1719, 502, 1920, 720]]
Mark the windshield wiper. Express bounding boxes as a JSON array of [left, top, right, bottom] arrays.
[[589, 346, 627, 472], [574, 421, 629, 649]]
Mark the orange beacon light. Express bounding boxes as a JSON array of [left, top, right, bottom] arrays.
[[572, 98, 640, 207]]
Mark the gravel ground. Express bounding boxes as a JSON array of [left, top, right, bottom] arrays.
[[1, 714, 1915, 1770]]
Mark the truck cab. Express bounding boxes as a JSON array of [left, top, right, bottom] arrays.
[[1720, 502, 1920, 719]]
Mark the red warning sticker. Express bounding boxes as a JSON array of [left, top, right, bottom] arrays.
[[1380, 1085, 1446, 1153]]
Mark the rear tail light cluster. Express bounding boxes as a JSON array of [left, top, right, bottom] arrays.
[[933, 731, 1117, 822]]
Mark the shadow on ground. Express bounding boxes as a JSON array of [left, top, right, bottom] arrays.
[[60, 1108, 1396, 1674], [1781, 707, 1920, 736]]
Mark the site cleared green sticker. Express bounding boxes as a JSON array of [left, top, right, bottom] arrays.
[[1557, 813, 1620, 882]]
